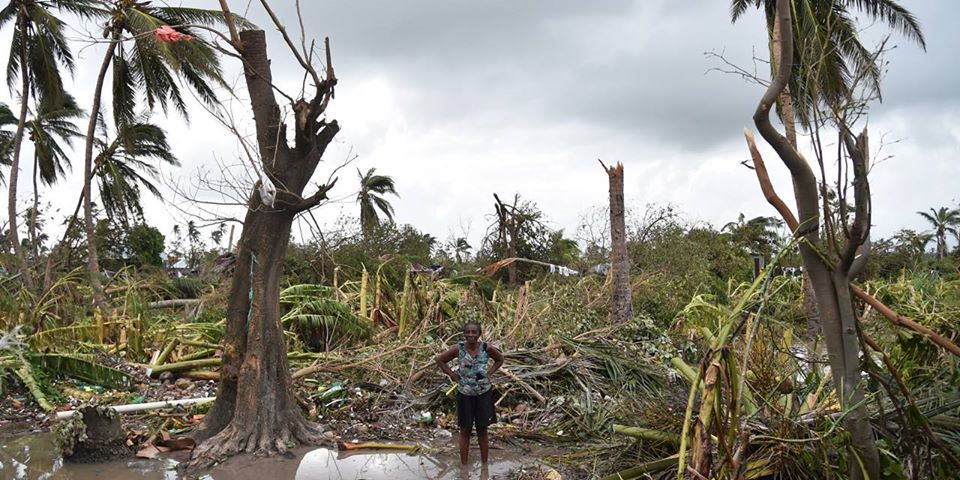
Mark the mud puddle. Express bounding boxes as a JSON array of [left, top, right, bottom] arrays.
[[1, 432, 535, 479]]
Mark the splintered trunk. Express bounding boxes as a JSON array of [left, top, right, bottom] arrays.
[[604, 161, 632, 324], [190, 29, 340, 467]]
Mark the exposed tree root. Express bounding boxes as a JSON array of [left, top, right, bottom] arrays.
[[184, 414, 330, 473]]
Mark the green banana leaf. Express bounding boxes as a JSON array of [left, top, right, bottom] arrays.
[[29, 353, 134, 389]]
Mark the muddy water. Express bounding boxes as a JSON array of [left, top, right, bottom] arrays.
[[0, 433, 530, 479]]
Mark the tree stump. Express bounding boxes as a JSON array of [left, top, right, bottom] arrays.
[[55, 406, 132, 463]]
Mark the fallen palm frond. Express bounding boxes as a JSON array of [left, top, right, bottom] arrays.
[[29, 353, 134, 389], [281, 283, 373, 348], [12, 360, 55, 412], [612, 424, 679, 444]]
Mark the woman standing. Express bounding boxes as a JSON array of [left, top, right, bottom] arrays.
[[435, 320, 504, 465]]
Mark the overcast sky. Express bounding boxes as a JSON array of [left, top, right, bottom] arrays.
[[2, 1, 958, 252]]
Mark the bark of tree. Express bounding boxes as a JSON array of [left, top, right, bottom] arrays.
[[753, 2, 879, 478], [770, 12, 821, 338], [602, 161, 632, 324], [189, 29, 340, 468], [7, 16, 34, 290]]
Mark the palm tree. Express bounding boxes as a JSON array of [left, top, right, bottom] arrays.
[[722, 213, 783, 258], [917, 207, 960, 261], [356, 168, 399, 237], [79, 2, 228, 309], [25, 95, 83, 258], [0, 0, 99, 288], [739, 3, 925, 479], [0, 103, 17, 183], [731, 0, 924, 136], [93, 119, 180, 228], [453, 237, 471, 263]]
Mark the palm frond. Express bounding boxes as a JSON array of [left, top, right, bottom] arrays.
[[29, 353, 134, 389], [844, 0, 926, 48], [372, 194, 396, 222]]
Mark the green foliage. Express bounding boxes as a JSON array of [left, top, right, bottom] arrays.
[[630, 224, 753, 325], [166, 277, 204, 299], [126, 223, 165, 268], [301, 217, 438, 288], [28, 353, 133, 389], [94, 120, 180, 226], [721, 213, 784, 259], [280, 284, 373, 350]]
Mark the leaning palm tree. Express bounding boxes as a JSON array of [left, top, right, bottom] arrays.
[[917, 207, 960, 261], [79, 3, 231, 310], [453, 237, 472, 263], [0, 103, 17, 183], [0, 0, 99, 288], [731, 0, 924, 139], [24, 95, 84, 258], [93, 119, 180, 228], [356, 168, 399, 237]]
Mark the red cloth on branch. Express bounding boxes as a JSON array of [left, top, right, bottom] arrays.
[[154, 26, 193, 43]]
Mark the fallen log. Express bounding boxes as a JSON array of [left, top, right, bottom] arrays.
[[851, 285, 960, 359], [336, 440, 419, 452], [147, 299, 202, 309], [612, 424, 680, 444], [600, 454, 679, 480], [146, 358, 221, 377], [501, 366, 547, 404], [181, 370, 220, 381]]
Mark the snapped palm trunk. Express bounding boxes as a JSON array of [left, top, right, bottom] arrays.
[[604, 161, 632, 324]]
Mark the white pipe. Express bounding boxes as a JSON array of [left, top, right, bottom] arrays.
[[55, 397, 216, 420]]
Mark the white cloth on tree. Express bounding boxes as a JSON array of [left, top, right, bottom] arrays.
[[259, 177, 277, 207]]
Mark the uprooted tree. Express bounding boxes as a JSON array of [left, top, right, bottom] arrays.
[[188, 1, 341, 467]]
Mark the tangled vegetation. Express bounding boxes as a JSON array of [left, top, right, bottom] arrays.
[[2, 208, 958, 479]]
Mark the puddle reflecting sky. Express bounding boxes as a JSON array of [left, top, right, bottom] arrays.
[[1, 433, 524, 480]]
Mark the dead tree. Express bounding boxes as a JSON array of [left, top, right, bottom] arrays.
[[749, 1, 878, 477], [189, 1, 340, 467], [600, 160, 632, 324], [493, 193, 521, 286]]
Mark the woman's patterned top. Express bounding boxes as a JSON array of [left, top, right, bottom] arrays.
[[457, 341, 491, 396]]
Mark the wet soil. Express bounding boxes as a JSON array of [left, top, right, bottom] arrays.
[[1, 431, 549, 480]]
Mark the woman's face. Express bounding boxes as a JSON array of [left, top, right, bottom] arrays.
[[464, 325, 480, 344]]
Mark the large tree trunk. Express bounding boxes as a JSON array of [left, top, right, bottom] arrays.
[[754, 3, 879, 479], [190, 29, 339, 468], [80, 34, 119, 314], [604, 161, 632, 324], [7, 19, 34, 290]]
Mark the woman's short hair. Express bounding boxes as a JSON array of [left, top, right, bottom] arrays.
[[463, 319, 482, 334]]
